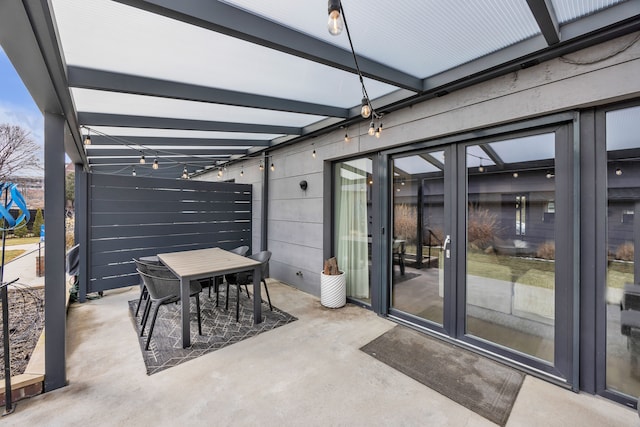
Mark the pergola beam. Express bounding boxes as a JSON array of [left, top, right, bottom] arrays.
[[526, 0, 560, 45], [112, 0, 422, 92], [68, 67, 349, 118], [78, 112, 302, 135], [87, 136, 271, 147]]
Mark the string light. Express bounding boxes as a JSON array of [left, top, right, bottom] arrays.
[[152, 157, 159, 170], [615, 168, 623, 176], [139, 153, 146, 165], [240, 167, 244, 177], [368, 121, 376, 136], [132, 168, 136, 176], [327, 0, 344, 35], [217, 168, 223, 177], [478, 159, 484, 173], [344, 131, 350, 143], [259, 161, 264, 171], [312, 149, 317, 159], [182, 165, 188, 179], [84, 128, 91, 145], [270, 163, 275, 172]]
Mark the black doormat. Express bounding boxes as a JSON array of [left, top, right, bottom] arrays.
[[360, 325, 524, 426], [128, 290, 296, 375]]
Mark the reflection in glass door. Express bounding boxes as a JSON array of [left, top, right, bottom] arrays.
[[391, 150, 447, 326], [465, 135, 556, 362], [605, 105, 640, 398]]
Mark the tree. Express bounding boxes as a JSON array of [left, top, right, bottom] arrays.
[[66, 171, 75, 206], [0, 124, 43, 181], [33, 208, 44, 237], [13, 217, 29, 238]]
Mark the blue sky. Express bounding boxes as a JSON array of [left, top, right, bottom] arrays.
[[0, 46, 45, 162]]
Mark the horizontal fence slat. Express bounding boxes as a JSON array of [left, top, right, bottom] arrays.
[[91, 221, 250, 239], [91, 198, 249, 213], [91, 230, 250, 252], [90, 211, 251, 226], [90, 187, 251, 204]]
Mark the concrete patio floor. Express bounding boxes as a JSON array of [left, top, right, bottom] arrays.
[[3, 281, 637, 426]]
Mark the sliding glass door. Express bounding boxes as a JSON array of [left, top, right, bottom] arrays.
[[390, 149, 449, 328], [386, 121, 575, 382], [334, 157, 373, 305]]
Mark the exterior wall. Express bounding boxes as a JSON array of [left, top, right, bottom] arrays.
[[199, 32, 640, 296]]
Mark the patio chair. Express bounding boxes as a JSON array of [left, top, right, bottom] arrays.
[[133, 257, 162, 319], [137, 269, 203, 351], [225, 250, 272, 322], [199, 245, 250, 304]]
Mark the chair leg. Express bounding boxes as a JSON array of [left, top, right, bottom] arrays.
[[236, 283, 240, 322], [144, 303, 162, 351], [225, 283, 230, 310], [243, 284, 250, 299], [195, 294, 202, 335], [208, 278, 212, 298], [140, 298, 153, 336], [135, 287, 147, 317], [262, 279, 273, 311]]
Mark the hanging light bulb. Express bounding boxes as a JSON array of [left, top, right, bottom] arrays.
[[368, 121, 376, 136], [84, 128, 91, 145], [478, 159, 484, 173], [139, 154, 146, 165], [375, 122, 383, 138], [327, 0, 343, 35], [312, 149, 317, 159], [240, 167, 244, 177], [132, 168, 136, 177], [270, 162, 275, 172], [344, 132, 350, 143], [182, 166, 188, 179], [361, 97, 372, 119], [259, 161, 264, 171], [615, 168, 623, 176], [512, 172, 518, 178], [152, 157, 159, 170], [217, 168, 223, 177]]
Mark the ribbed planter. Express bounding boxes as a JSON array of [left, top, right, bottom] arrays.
[[320, 271, 346, 308]]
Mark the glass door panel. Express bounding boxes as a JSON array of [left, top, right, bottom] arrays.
[[605, 105, 640, 398], [334, 157, 373, 304], [391, 150, 446, 325], [465, 135, 556, 362]]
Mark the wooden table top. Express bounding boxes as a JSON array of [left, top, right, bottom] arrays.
[[157, 247, 260, 279]]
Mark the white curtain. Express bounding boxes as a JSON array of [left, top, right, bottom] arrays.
[[335, 159, 370, 299]]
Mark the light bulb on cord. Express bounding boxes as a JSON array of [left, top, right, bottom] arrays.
[[270, 163, 275, 172], [375, 123, 383, 138], [240, 167, 244, 177], [259, 162, 264, 171], [84, 128, 91, 145], [478, 160, 484, 173], [132, 168, 136, 176], [344, 132, 350, 143], [182, 166, 188, 179], [312, 149, 316, 159], [361, 97, 371, 119], [368, 121, 376, 136], [327, 0, 343, 35], [152, 158, 159, 170], [139, 154, 146, 164]]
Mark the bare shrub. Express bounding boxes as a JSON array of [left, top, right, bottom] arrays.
[[616, 242, 634, 261], [467, 205, 500, 249], [394, 204, 417, 245], [536, 241, 556, 260]]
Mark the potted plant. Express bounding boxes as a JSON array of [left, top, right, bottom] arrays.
[[321, 257, 346, 308]]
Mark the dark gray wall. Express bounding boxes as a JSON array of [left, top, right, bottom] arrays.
[[80, 173, 251, 294]]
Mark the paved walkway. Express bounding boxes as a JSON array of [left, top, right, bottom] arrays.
[[1, 242, 45, 287]]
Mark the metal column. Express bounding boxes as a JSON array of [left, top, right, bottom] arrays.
[[44, 113, 67, 391]]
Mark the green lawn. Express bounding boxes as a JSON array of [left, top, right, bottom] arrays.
[[3, 236, 41, 246], [0, 249, 26, 263]]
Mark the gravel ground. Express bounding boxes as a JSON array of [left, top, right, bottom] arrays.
[[0, 286, 45, 380]]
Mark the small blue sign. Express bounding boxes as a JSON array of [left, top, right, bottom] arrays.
[[40, 224, 45, 241]]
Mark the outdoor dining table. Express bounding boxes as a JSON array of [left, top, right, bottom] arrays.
[[157, 247, 262, 348]]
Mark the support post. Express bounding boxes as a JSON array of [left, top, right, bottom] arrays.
[[44, 112, 67, 391]]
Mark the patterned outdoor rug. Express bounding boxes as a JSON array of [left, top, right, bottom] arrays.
[[360, 325, 524, 426], [128, 290, 296, 375]]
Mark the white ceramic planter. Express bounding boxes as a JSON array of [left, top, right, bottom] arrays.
[[320, 271, 346, 308]]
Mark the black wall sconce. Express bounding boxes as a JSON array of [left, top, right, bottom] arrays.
[[299, 180, 308, 191]]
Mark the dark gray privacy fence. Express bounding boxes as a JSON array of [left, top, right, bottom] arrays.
[[80, 173, 251, 294]]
